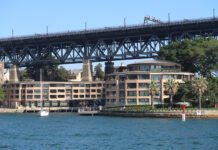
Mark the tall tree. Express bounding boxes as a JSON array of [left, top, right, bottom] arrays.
[[0, 84, 5, 104], [191, 76, 208, 110], [157, 38, 218, 77], [94, 63, 105, 80], [148, 81, 159, 109], [165, 79, 178, 108]]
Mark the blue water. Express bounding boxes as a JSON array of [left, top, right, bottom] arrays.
[[0, 114, 217, 150]]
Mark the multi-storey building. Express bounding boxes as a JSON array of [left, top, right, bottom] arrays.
[[105, 60, 194, 107], [2, 59, 194, 109]]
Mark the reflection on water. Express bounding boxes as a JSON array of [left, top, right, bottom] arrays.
[[0, 113, 217, 150]]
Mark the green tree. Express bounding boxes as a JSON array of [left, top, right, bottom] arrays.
[[157, 38, 218, 77], [191, 76, 208, 110], [94, 63, 105, 80], [148, 81, 159, 109], [0, 84, 5, 104], [165, 79, 178, 108]]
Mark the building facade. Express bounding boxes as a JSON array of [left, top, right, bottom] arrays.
[[105, 60, 194, 107]]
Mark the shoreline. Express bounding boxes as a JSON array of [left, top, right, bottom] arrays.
[[1, 108, 218, 118]]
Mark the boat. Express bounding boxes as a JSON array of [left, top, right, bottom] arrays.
[[38, 68, 49, 117]]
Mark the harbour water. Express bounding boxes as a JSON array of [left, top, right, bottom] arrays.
[[0, 113, 217, 150]]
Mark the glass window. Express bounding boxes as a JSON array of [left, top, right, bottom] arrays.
[[128, 75, 137, 80], [34, 90, 41, 93], [27, 90, 33, 93], [79, 89, 84, 93], [43, 89, 48, 93], [34, 95, 40, 99], [50, 89, 56, 93], [52, 101, 58, 107], [139, 91, 149, 96], [58, 89, 65, 93], [43, 95, 48, 99], [58, 95, 65, 98], [139, 74, 150, 79], [80, 95, 84, 98], [72, 84, 79, 87], [34, 84, 40, 87], [151, 75, 161, 80], [174, 75, 182, 79], [119, 91, 125, 97], [91, 84, 96, 87], [139, 65, 150, 71], [27, 95, 32, 99], [91, 89, 96, 92], [97, 83, 102, 87], [65, 84, 72, 88], [50, 95, 56, 99], [154, 98, 161, 104], [119, 99, 125, 104], [163, 75, 172, 79], [139, 98, 149, 104], [127, 91, 136, 96], [97, 89, 101, 93], [127, 99, 137, 104], [15, 90, 19, 94], [91, 95, 96, 98], [66, 95, 72, 100], [127, 83, 136, 89], [66, 89, 72, 94], [139, 83, 149, 88], [119, 83, 125, 89], [74, 90, 78, 93], [74, 95, 78, 98], [60, 101, 68, 107], [43, 84, 49, 88]]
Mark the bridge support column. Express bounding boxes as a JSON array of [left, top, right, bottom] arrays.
[[105, 61, 114, 79], [9, 65, 19, 82], [82, 59, 93, 82]]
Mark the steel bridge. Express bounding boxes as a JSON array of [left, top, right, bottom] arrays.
[[0, 17, 218, 68]]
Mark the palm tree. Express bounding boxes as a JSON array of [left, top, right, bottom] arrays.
[[191, 76, 208, 110], [165, 79, 178, 108], [148, 81, 159, 109]]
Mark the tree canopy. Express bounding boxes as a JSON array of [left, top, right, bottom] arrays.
[[157, 38, 218, 77], [0, 84, 5, 103], [94, 63, 105, 80]]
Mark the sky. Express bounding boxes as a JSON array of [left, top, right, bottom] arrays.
[[0, 0, 217, 70]]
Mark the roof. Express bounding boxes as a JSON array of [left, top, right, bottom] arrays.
[[128, 60, 181, 66]]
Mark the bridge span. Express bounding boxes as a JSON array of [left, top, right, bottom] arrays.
[[0, 17, 218, 68]]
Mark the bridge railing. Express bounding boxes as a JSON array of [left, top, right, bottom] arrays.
[[0, 17, 217, 42]]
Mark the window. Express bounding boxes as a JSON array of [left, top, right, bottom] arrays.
[[119, 99, 125, 104], [43, 95, 48, 99], [127, 83, 136, 89], [34, 90, 41, 93], [97, 83, 102, 87], [27, 90, 33, 94], [58, 95, 65, 98], [151, 75, 161, 80], [58, 89, 65, 93], [34, 95, 40, 99], [34, 84, 40, 87], [66, 95, 72, 100], [74, 95, 78, 98], [120, 91, 125, 97], [43, 89, 48, 93], [74, 90, 78, 93], [79, 89, 84, 93], [65, 84, 72, 88], [50, 84, 65, 87], [43, 84, 49, 88], [139, 83, 149, 88], [119, 83, 125, 89], [66, 89, 72, 94], [154, 98, 161, 104], [50, 95, 56, 99], [139, 74, 149, 79], [139, 91, 149, 96], [86, 89, 90, 93], [97, 89, 101, 93], [91, 95, 96, 98], [60, 101, 68, 107], [80, 95, 84, 98], [127, 91, 136, 96], [139, 65, 150, 71], [139, 98, 149, 104], [50, 89, 56, 93], [174, 75, 182, 79], [27, 95, 32, 99], [15, 90, 19, 94], [91, 84, 96, 87], [15, 95, 19, 98], [127, 99, 136, 104], [86, 95, 90, 98], [119, 76, 126, 81], [128, 75, 137, 80], [91, 89, 96, 92], [52, 101, 58, 107], [163, 75, 172, 79]]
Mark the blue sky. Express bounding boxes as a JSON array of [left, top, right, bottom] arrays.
[[0, 0, 217, 70]]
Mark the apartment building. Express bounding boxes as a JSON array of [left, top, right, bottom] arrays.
[[105, 60, 194, 106]]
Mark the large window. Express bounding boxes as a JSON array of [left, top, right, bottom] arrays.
[[127, 91, 136, 96], [50, 95, 56, 99], [119, 91, 125, 97], [128, 75, 138, 80], [127, 99, 137, 105], [66, 95, 72, 100], [34, 95, 40, 99], [58, 89, 65, 93], [139, 98, 149, 104], [119, 83, 125, 89], [154, 98, 161, 104], [139, 74, 150, 79], [27, 95, 33, 99], [151, 75, 161, 80], [34, 90, 41, 93], [27, 90, 33, 94], [139, 91, 149, 96], [127, 83, 136, 89], [58, 95, 65, 98], [139, 65, 150, 71], [50, 89, 56, 93], [139, 83, 149, 88], [66, 89, 72, 94], [119, 99, 125, 104]]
